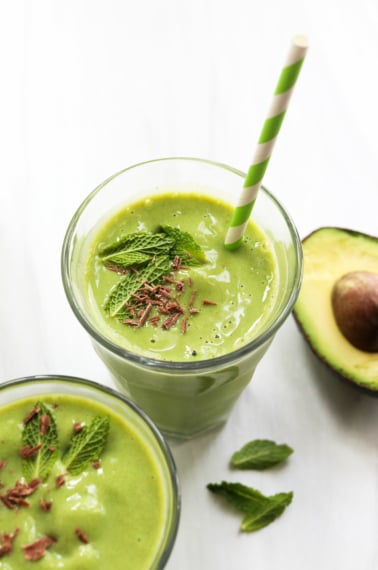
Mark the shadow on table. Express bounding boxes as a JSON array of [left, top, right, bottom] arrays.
[[299, 337, 378, 430]]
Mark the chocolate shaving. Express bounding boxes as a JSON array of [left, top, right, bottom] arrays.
[[138, 303, 153, 327], [162, 312, 181, 330], [55, 473, 66, 489], [106, 264, 128, 274], [165, 301, 184, 313], [0, 459, 6, 469], [189, 307, 200, 314], [73, 422, 84, 433], [23, 406, 41, 425], [40, 498, 53, 512], [157, 287, 172, 299], [123, 318, 140, 326], [0, 495, 17, 509], [26, 478, 42, 492], [19, 444, 43, 459], [0, 528, 19, 558], [175, 280, 185, 292], [39, 414, 51, 436], [172, 255, 182, 270], [75, 528, 89, 544], [202, 299, 217, 306], [22, 536, 56, 561], [188, 290, 197, 307], [0, 479, 41, 510]]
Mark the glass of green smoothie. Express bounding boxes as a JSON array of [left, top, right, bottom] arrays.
[[0, 375, 179, 569], [62, 158, 302, 439]]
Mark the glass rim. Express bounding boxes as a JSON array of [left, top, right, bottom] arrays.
[[61, 156, 303, 372], [0, 373, 180, 569]]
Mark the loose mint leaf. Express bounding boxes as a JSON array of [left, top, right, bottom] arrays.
[[62, 416, 110, 476], [231, 439, 293, 470], [99, 232, 174, 258], [22, 402, 59, 481], [160, 225, 207, 265], [207, 481, 293, 532], [104, 255, 172, 317], [208, 481, 268, 515], [241, 491, 293, 532]]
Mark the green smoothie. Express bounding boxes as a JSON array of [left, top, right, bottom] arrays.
[[85, 193, 278, 362], [0, 394, 171, 569]]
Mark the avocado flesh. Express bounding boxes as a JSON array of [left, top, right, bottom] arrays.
[[293, 227, 378, 393]]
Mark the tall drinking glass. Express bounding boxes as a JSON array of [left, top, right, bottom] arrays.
[[62, 158, 302, 439]]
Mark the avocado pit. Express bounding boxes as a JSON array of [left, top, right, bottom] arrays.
[[331, 271, 378, 352]]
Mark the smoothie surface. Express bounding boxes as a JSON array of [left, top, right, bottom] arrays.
[[0, 394, 169, 569], [85, 193, 278, 361]]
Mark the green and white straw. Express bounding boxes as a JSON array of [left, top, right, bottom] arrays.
[[224, 35, 308, 250]]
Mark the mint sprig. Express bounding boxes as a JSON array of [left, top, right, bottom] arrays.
[[21, 402, 59, 481], [207, 481, 293, 532], [62, 416, 110, 476], [100, 227, 207, 325], [230, 439, 293, 470], [21, 404, 111, 481]]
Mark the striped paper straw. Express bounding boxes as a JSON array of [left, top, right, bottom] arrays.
[[224, 35, 308, 250]]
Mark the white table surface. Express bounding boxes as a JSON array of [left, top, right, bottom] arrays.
[[1, 2, 378, 569]]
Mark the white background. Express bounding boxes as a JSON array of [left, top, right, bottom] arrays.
[[1, 2, 378, 569]]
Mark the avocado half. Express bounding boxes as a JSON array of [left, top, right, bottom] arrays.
[[293, 227, 378, 394]]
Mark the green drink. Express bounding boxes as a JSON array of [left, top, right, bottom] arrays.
[[62, 158, 302, 439], [85, 193, 278, 361], [0, 376, 179, 569]]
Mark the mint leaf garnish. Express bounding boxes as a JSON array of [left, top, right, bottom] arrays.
[[207, 481, 293, 532], [21, 403, 59, 481], [104, 255, 172, 318], [160, 225, 207, 264], [99, 232, 175, 259], [100, 232, 175, 271], [230, 439, 293, 470], [104, 273, 141, 318], [101, 250, 152, 269], [62, 416, 110, 476]]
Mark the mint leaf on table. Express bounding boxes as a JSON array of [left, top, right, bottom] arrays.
[[62, 416, 110, 476], [160, 225, 207, 265], [99, 232, 175, 259], [104, 255, 172, 318], [21, 402, 59, 481], [230, 439, 293, 470], [207, 481, 293, 532]]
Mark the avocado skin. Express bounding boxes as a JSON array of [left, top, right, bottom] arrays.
[[293, 227, 378, 396]]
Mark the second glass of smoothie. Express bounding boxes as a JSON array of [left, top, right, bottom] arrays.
[[62, 158, 302, 439]]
